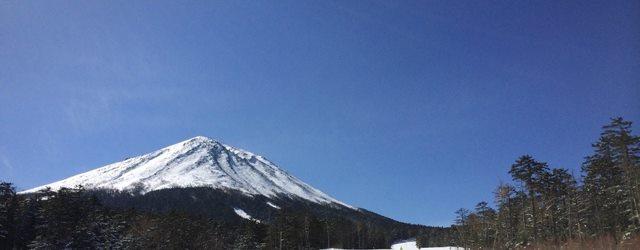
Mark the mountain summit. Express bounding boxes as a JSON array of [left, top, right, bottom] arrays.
[[22, 136, 352, 208]]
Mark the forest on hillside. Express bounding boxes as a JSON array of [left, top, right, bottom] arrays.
[[422, 117, 640, 249], [0, 185, 452, 249], [2, 117, 639, 249]]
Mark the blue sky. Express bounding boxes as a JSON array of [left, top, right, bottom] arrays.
[[1, 0, 638, 226]]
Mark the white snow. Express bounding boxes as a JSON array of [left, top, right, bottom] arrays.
[[420, 248, 464, 250], [391, 240, 420, 250], [266, 201, 281, 209], [391, 240, 464, 250], [233, 208, 260, 223], [323, 240, 463, 250], [19, 136, 354, 209]]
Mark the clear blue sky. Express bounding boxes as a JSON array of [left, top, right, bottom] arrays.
[[1, 0, 638, 226]]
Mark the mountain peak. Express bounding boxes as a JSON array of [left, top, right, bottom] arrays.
[[187, 135, 216, 143], [21, 137, 354, 209], [177, 136, 219, 148]]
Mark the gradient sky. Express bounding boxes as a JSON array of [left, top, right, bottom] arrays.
[[1, 0, 639, 226]]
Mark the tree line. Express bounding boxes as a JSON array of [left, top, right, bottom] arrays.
[[7, 118, 634, 249], [0, 184, 452, 249], [438, 117, 640, 249]]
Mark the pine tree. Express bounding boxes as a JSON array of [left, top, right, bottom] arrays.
[[14, 196, 38, 248], [582, 117, 640, 240], [0, 182, 17, 248], [493, 183, 517, 248], [508, 155, 549, 243], [454, 208, 470, 248], [534, 168, 578, 243], [474, 201, 496, 247], [603, 118, 640, 235]]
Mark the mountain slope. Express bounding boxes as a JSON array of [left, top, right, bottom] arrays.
[[21, 136, 352, 209], [18, 136, 452, 248]]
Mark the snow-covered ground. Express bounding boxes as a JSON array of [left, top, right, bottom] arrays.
[[323, 239, 463, 250], [20, 136, 353, 209], [390, 239, 463, 250]]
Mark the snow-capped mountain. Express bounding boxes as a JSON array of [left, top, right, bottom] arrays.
[[22, 136, 352, 209]]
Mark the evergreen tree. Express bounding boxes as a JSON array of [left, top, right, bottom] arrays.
[[493, 183, 518, 248], [452, 117, 640, 248], [582, 117, 640, 240], [454, 208, 470, 248], [508, 155, 549, 243], [603, 117, 640, 234], [540, 168, 577, 243], [474, 201, 496, 247], [0, 182, 17, 248], [234, 221, 264, 249]]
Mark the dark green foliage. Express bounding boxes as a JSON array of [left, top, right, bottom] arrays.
[[0, 182, 17, 248], [508, 155, 549, 243], [578, 117, 640, 243], [415, 226, 456, 248], [1, 183, 450, 249], [26, 187, 132, 249], [443, 117, 640, 248], [9, 117, 634, 249]]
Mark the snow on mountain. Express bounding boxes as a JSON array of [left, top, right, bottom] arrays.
[[233, 208, 260, 223], [21, 136, 353, 209], [266, 201, 281, 209]]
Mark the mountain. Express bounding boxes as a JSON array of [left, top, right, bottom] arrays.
[[22, 136, 352, 208], [17, 136, 454, 248]]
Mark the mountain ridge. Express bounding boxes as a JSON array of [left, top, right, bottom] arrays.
[[21, 136, 353, 209]]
